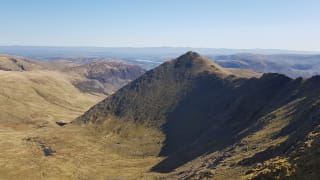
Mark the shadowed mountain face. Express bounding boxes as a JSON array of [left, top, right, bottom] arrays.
[[75, 52, 320, 178]]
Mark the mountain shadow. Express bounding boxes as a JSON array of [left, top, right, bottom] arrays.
[[151, 72, 301, 172], [239, 76, 320, 166]]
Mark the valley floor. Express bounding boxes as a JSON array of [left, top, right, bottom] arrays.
[[0, 125, 165, 180]]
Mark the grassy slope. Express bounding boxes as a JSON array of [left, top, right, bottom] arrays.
[[169, 77, 320, 179], [0, 70, 104, 128], [170, 98, 304, 179], [1, 95, 313, 180], [0, 68, 166, 179], [0, 70, 167, 179], [0, 55, 163, 179], [0, 55, 44, 71]]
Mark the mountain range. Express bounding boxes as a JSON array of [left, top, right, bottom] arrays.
[[1, 52, 320, 179], [211, 53, 320, 78], [1, 46, 319, 78]]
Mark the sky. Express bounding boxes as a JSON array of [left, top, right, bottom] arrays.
[[0, 0, 319, 51]]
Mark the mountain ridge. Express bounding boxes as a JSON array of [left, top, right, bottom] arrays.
[[74, 52, 320, 179]]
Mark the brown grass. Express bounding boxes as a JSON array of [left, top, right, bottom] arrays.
[[0, 70, 104, 128], [0, 125, 165, 179]]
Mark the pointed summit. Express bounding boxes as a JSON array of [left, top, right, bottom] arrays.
[[172, 51, 230, 77], [180, 51, 201, 59], [74, 52, 232, 124], [175, 51, 202, 66]]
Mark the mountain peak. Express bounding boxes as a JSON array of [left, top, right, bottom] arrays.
[[172, 51, 230, 77], [182, 51, 201, 58], [176, 51, 202, 64]]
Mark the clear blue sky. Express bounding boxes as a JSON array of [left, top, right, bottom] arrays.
[[0, 0, 319, 51]]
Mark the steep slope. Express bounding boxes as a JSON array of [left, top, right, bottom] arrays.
[[75, 51, 320, 179], [169, 75, 320, 179], [75, 51, 231, 125]]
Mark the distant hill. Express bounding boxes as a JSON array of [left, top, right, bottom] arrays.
[[0, 54, 145, 127], [211, 53, 320, 78], [0, 54, 45, 71], [0, 70, 105, 128], [63, 61, 146, 95], [1, 46, 319, 77], [0, 46, 315, 59], [75, 51, 320, 179], [0, 54, 146, 95]]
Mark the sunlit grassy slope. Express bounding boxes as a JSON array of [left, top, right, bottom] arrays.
[[0, 70, 104, 128], [0, 54, 44, 71], [0, 66, 165, 179], [0, 55, 162, 179]]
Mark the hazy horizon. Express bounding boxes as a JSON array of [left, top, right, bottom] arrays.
[[1, 0, 319, 51], [0, 45, 319, 54]]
